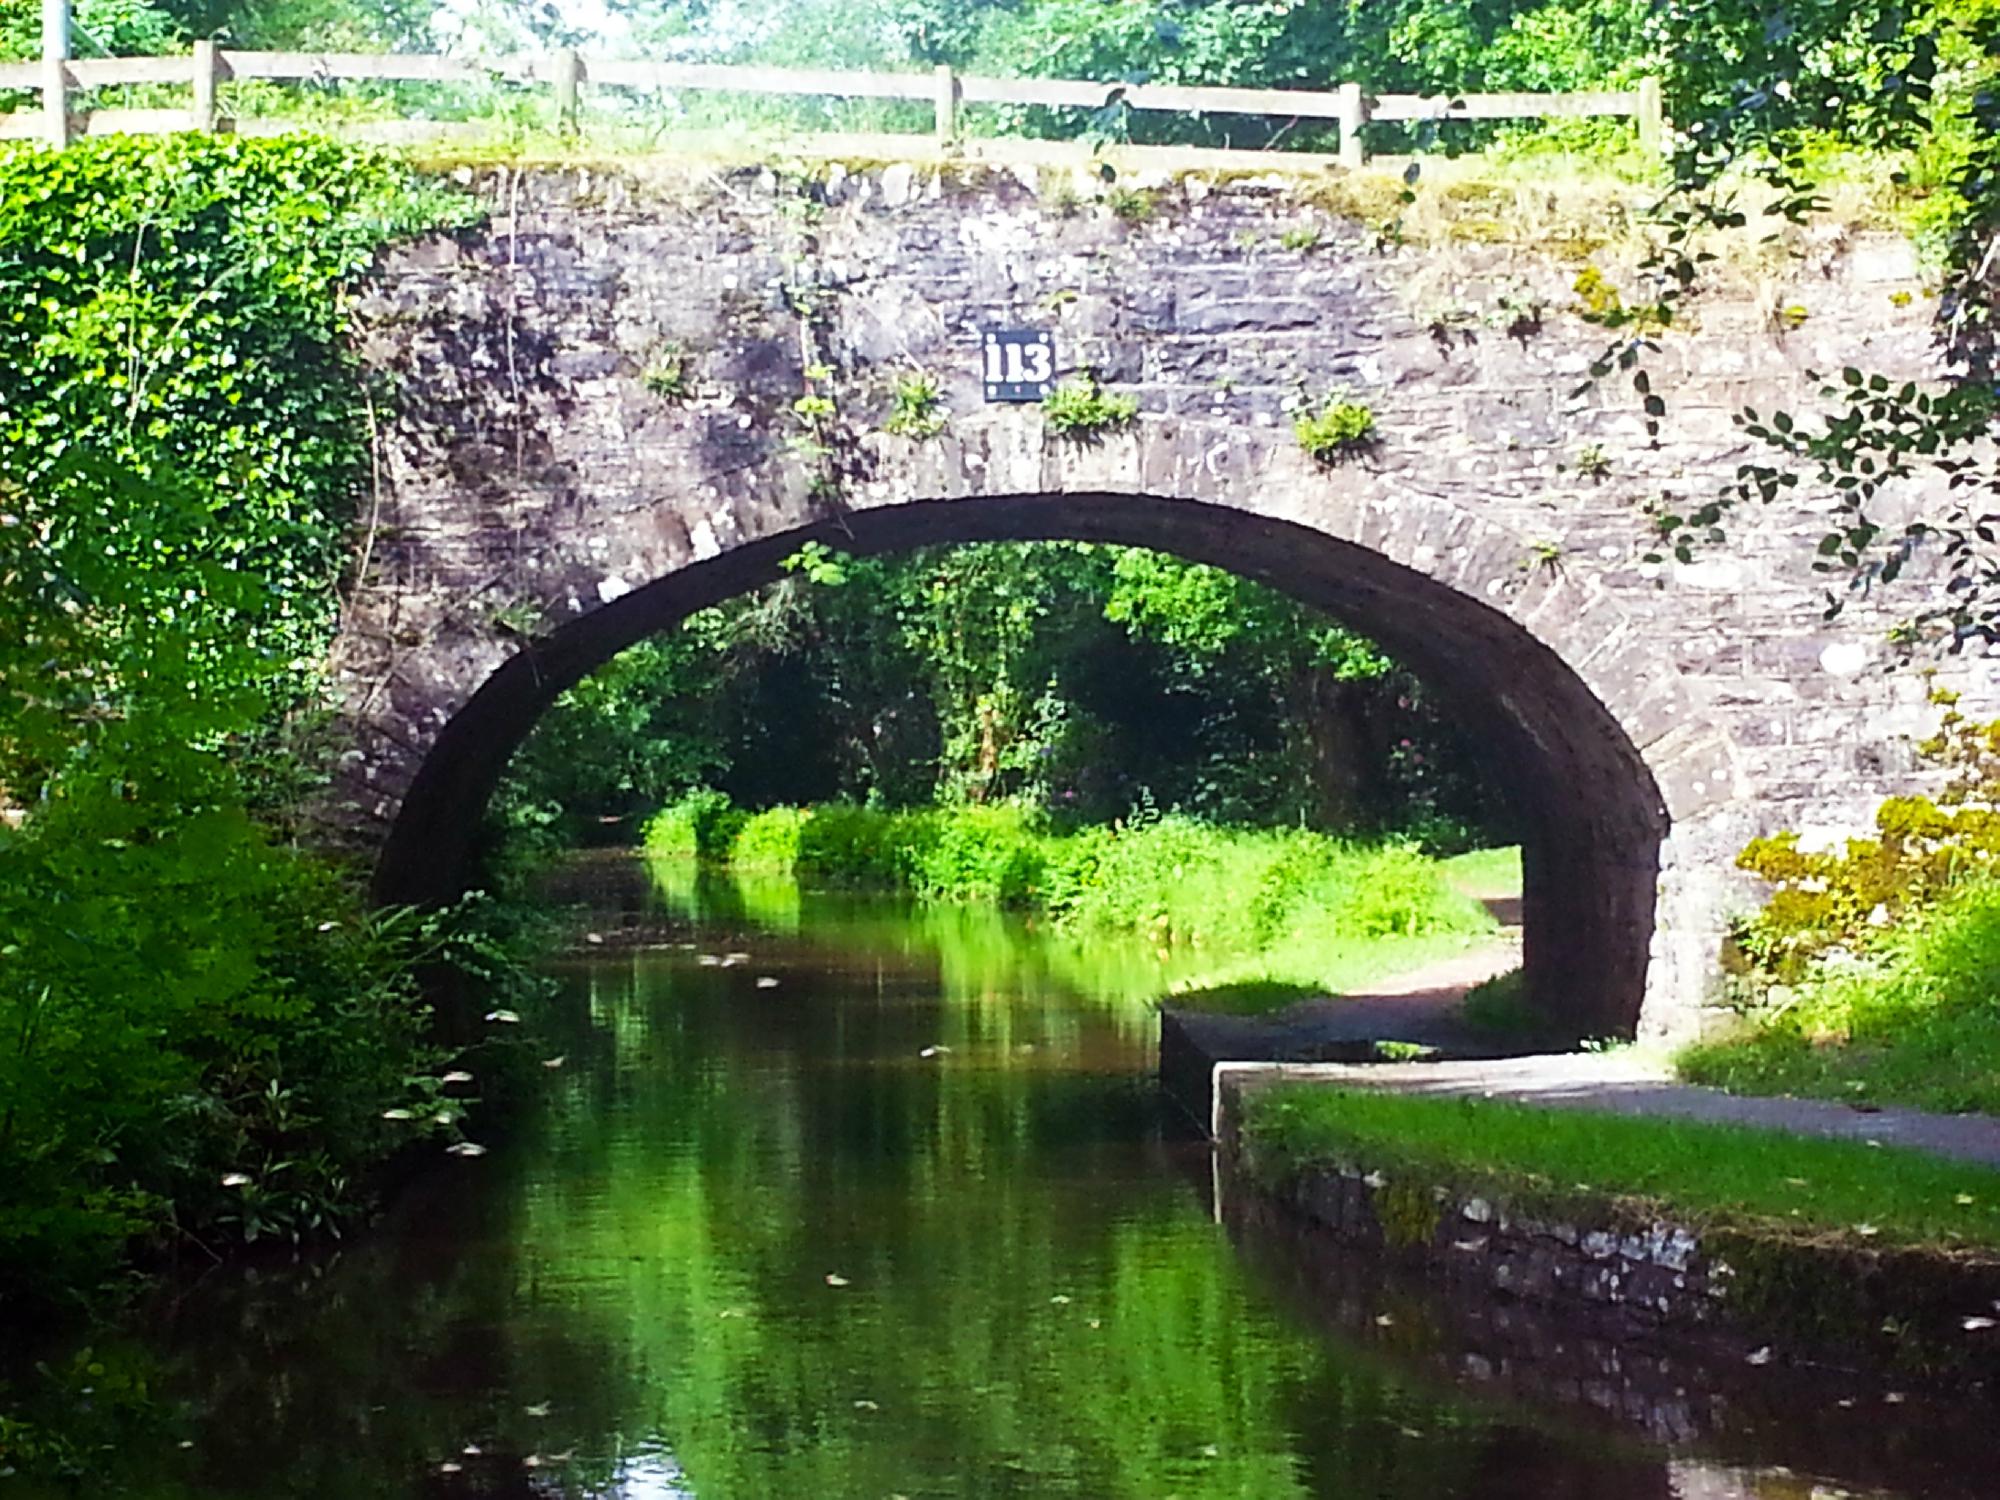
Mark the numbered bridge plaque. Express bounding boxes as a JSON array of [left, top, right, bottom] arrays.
[[982, 329, 1055, 402]]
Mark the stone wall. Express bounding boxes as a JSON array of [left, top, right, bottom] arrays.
[[1213, 1072, 2000, 1389], [333, 157, 1998, 1039]]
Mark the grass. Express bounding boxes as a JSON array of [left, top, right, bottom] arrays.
[[1243, 1083, 2000, 1251], [644, 794, 1501, 1012], [1680, 878, 2000, 1116], [1440, 845, 1521, 900]]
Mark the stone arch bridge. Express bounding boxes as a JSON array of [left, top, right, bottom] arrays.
[[333, 158, 1988, 1042]]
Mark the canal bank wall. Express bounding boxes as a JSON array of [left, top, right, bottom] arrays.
[[1208, 1063, 2000, 1389]]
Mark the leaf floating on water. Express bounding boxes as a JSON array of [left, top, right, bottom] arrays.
[[438, 1461, 463, 1474], [380, 1109, 413, 1120], [1050, 1294, 1071, 1305], [1399, 1427, 1424, 1439], [756, 976, 780, 989], [462, 1444, 483, 1455], [1087, 1318, 1101, 1329], [853, 1399, 880, 1411], [919, 1045, 951, 1058], [1854, 1223, 1880, 1237], [1957, 1194, 1976, 1205], [484, 1009, 520, 1024], [584, 932, 605, 945], [1362, 1171, 1387, 1188], [1962, 1316, 1997, 1331], [440, 1071, 474, 1085], [1745, 1346, 1773, 1365], [825, 1272, 850, 1287], [1374, 1314, 1394, 1327], [697, 954, 722, 966], [1201, 1444, 1220, 1458], [523, 1454, 543, 1469], [1784, 1177, 1809, 1188], [541, 1056, 566, 1070], [446, 1142, 488, 1157], [524, 1401, 552, 1417], [220, 1173, 251, 1188], [1885, 1391, 1906, 1404]]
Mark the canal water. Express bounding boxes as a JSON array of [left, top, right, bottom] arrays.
[[59, 857, 1997, 1497]]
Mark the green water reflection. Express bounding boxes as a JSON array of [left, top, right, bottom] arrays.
[[33, 862, 1793, 1496]]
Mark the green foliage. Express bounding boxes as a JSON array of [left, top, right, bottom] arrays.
[[883, 370, 948, 438], [1683, 695, 2000, 1114], [0, 739, 465, 1301], [1243, 1083, 2000, 1251], [0, 135, 494, 1307], [643, 788, 748, 864], [1104, 184, 1155, 222], [1293, 394, 1378, 462], [500, 540, 1505, 843], [729, 804, 811, 870], [652, 793, 1493, 1005], [1041, 374, 1138, 437], [0, 133, 477, 795], [1732, 692, 2000, 978], [1460, 966, 1538, 1034], [1683, 878, 2000, 1114], [641, 341, 692, 399]]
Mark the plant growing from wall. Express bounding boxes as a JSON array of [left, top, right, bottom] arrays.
[[1105, 184, 1155, 222], [884, 370, 948, 438], [642, 341, 692, 399], [790, 363, 842, 497], [1042, 373, 1138, 437], [1293, 394, 1377, 463]]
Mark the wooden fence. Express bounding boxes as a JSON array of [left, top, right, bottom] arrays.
[[1, 2, 1663, 167]]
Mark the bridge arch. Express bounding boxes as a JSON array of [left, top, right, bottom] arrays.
[[335, 164, 1977, 1044], [366, 444, 1676, 1040]]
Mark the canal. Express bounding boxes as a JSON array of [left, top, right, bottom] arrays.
[[73, 856, 1994, 1497]]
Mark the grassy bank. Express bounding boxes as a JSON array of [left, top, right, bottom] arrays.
[[644, 794, 1497, 1009], [1681, 877, 2000, 1115], [1242, 1084, 2000, 1251]]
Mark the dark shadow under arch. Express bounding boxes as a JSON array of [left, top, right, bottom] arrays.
[[376, 494, 1669, 1037]]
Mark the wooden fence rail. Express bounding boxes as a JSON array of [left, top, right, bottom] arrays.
[[4, 0, 1664, 166]]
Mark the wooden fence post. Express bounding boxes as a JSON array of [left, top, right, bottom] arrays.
[[933, 63, 959, 147], [41, 0, 70, 147], [1636, 75, 1664, 156], [191, 39, 219, 132], [1336, 81, 1365, 168], [552, 47, 581, 134]]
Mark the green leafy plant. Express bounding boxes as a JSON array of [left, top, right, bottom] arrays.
[[884, 371, 948, 438], [642, 341, 692, 399], [1042, 374, 1138, 437], [1293, 394, 1377, 462], [1105, 185, 1155, 222], [1573, 443, 1612, 481], [1278, 223, 1323, 251]]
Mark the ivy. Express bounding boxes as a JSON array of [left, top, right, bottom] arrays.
[[0, 132, 479, 790]]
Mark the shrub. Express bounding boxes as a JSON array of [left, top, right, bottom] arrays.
[[1042, 374, 1139, 437], [884, 371, 948, 438], [0, 748, 465, 1302], [1293, 395, 1377, 462], [730, 805, 811, 871], [1682, 877, 2000, 1113], [643, 788, 745, 863], [1731, 690, 2000, 980]]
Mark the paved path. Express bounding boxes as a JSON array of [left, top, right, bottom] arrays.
[[1215, 1052, 2000, 1169]]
